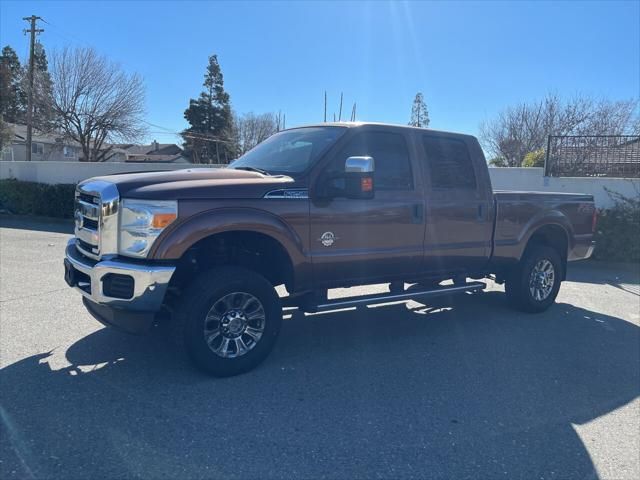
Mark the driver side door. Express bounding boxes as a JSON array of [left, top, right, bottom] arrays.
[[309, 129, 426, 288]]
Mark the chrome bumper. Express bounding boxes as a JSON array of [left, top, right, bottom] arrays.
[[568, 235, 596, 262], [64, 239, 175, 312]]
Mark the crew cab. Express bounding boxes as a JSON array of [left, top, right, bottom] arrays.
[[64, 123, 596, 376]]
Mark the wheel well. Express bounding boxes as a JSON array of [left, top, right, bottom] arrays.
[[525, 224, 569, 265], [169, 231, 294, 291]]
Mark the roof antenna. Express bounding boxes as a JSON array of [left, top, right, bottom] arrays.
[[324, 91, 327, 123]]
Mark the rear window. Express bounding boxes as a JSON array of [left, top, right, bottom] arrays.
[[422, 136, 476, 189]]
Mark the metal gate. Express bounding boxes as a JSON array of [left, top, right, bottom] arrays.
[[545, 135, 640, 178]]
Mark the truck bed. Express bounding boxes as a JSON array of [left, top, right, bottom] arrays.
[[491, 190, 596, 264]]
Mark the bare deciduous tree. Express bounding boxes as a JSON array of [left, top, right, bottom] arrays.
[[51, 47, 146, 162], [234, 112, 279, 155], [480, 93, 640, 167]]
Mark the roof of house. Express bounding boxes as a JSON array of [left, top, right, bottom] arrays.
[[8, 123, 80, 147], [8, 125, 185, 157], [114, 142, 183, 156], [125, 153, 188, 163]]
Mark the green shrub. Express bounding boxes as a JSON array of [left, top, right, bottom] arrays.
[[593, 188, 640, 262], [488, 156, 508, 167], [522, 149, 545, 167], [0, 179, 76, 218]]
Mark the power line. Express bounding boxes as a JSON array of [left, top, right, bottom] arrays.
[[181, 133, 235, 145], [140, 119, 235, 145], [39, 17, 89, 47], [140, 119, 177, 133]]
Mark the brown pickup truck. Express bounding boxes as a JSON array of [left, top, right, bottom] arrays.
[[64, 123, 596, 376]]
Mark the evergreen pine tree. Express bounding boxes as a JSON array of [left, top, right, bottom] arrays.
[[182, 55, 234, 163], [31, 43, 55, 131], [409, 92, 430, 128], [0, 45, 26, 124]]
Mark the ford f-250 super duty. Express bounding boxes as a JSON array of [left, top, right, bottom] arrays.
[[64, 123, 596, 376]]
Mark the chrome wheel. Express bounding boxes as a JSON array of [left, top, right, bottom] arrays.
[[529, 259, 555, 302], [203, 292, 266, 358]]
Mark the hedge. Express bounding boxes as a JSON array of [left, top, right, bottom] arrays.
[[0, 179, 76, 219], [593, 189, 640, 262], [1, 179, 639, 261]]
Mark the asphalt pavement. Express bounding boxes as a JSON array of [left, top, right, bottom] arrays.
[[1, 215, 639, 480]]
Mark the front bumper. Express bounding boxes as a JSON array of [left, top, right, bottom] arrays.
[[65, 239, 175, 332]]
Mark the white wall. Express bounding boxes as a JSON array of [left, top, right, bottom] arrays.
[[1, 162, 638, 210], [488, 167, 640, 209], [0, 161, 222, 185]]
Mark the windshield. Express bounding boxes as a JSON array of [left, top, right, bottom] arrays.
[[230, 127, 346, 174]]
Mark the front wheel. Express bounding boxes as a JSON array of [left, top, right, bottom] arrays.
[[505, 245, 563, 313], [175, 266, 282, 377]]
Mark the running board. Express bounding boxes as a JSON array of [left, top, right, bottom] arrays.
[[286, 281, 486, 313]]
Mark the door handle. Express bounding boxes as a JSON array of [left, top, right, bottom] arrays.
[[412, 204, 424, 223], [477, 204, 484, 221]]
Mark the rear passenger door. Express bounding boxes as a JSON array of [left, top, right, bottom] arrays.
[[420, 134, 493, 274]]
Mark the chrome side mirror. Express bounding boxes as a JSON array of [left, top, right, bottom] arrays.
[[345, 156, 375, 173], [344, 156, 375, 199]]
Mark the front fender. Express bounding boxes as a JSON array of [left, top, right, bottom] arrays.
[[148, 207, 310, 287]]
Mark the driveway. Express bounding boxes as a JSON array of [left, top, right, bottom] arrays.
[[1, 216, 639, 479]]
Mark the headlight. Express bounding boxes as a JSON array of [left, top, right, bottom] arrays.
[[119, 199, 177, 258]]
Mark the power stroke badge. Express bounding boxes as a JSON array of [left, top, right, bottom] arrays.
[[319, 231, 338, 247]]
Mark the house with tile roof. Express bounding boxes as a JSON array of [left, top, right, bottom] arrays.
[[1, 124, 187, 163]]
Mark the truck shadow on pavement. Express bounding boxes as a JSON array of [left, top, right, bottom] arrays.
[[564, 261, 640, 296], [1, 292, 638, 479]]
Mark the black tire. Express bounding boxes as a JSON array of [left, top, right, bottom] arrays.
[[175, 266, 282, 377], [505, 245, 563, 313]]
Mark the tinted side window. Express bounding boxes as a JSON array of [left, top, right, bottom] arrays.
[[331, 132, 413, 190], [422, 136, 476, 189]]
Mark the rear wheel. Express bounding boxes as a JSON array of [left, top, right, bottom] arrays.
[[505, 245, 563, 313], [175, 266, 282, 376]]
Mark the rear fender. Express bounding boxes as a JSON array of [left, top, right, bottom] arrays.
[[518, 211, 573, 258]]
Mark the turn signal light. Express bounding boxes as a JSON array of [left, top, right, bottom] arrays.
[[152, 212, 177, 229]]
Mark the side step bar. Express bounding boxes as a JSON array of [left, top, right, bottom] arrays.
[[285, 281, 486, 313]]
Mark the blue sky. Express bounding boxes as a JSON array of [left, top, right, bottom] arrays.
[[1, 0, 638, 145]]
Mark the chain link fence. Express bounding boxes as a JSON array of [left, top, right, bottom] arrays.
[[544, 135, 640, 178]]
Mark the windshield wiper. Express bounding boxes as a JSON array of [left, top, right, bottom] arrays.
[[232, 166, 272, 176]]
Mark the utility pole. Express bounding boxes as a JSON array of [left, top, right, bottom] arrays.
[[23, 15, 44, 161]]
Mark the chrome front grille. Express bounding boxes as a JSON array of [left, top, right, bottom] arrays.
[[74, 180, 120, 260], [75, 190, 100, 257], [77, 191, 98, 205]]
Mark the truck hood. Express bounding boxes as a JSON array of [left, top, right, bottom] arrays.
[[90, 168, 296, 200]]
